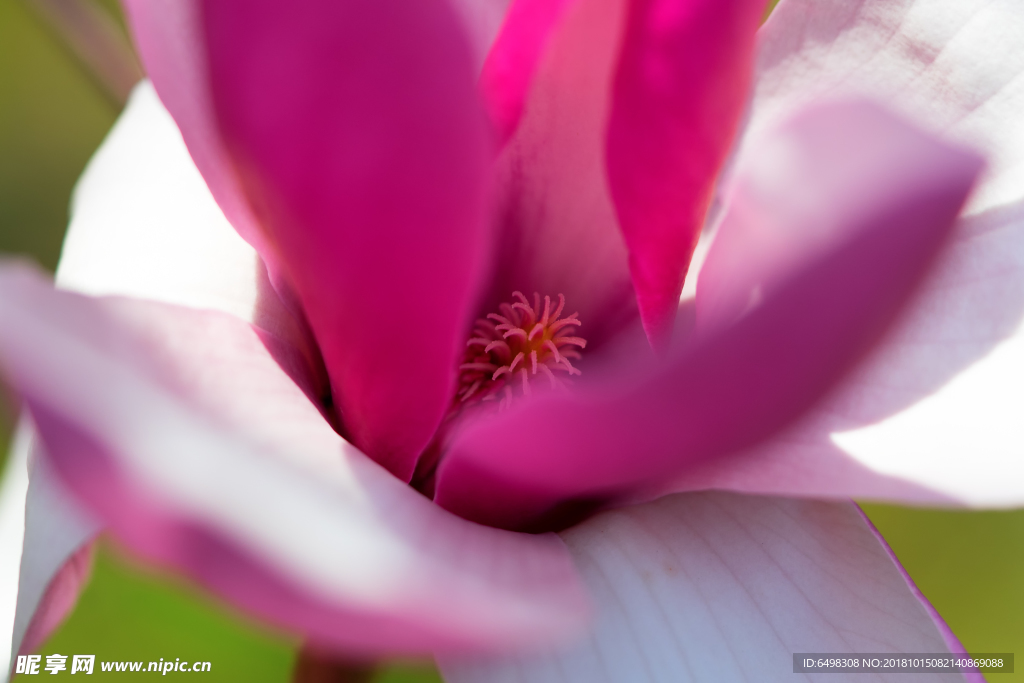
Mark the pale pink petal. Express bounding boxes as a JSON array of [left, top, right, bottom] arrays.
[[480, 0, 574, 143], [667, 0, 1024, 506], [201, 0, 493, 482], [694, 102, 981, 332], [605, 0, 764, 345], [8, 431, 100, 661], [0, 263, 587, 655], [439, 493, 973, 683], [750, 0, 1024, 217], [485, 0, 639, 345], [436, 102, 980, 531]]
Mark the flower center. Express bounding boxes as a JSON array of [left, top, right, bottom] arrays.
[[455, 291, 587, 411]]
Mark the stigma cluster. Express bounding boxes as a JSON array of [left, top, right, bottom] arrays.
[[456, 292, 587, 410]]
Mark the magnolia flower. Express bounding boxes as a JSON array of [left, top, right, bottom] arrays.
[[1, 0, 1022, 680]]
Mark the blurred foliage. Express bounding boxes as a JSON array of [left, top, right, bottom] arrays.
[[863, 504, 1024, 681], [0, 0, 116, 270], [0, 0, 118, 472], [43, 540, 298, 682], [42, 537, 443, 681], [0, 1, 1021, 682]]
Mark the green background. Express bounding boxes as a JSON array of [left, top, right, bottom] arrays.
[[0, 0, 1020, 680]]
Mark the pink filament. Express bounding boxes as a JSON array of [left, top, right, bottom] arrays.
[[453, 291, 586, 412]]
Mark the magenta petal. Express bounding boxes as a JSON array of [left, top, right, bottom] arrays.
[[435, 102, 982, 530], [200, 0, 493, 480], [480, 0, 574, 144], [606, 0, 765, 345]]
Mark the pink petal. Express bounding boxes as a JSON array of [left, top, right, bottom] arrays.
[[480, 0, 574, 144], [0, 264, 587, 655], [485, 0, 640, 346], [199, 0, 493, 481], [665, 0, 1024, 506], [440, 493, 973, 682], [435, 102, 981, 530], [605, 0, 764, 346]]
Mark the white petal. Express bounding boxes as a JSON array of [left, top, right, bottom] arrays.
[[0, 420, 30, 680], [1, 419, 99, 680], [56, 80, 262, 322], [440, 492, 970, 683], [10, 440, 99, 660]]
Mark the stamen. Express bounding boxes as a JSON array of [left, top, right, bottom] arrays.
[[559, 357, 581, 375], [452, 291, 588, 413], [520, 368, 531, 395], [503, 327, 528, 341], [538, 363, 560, 389], [508, 351, 525, 373], [551, 294, 566, 320], [484, 340, 511, 356], [556, 336, 587, 349], [461, 380, 482, 400], [548, 316, 580, 334]]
